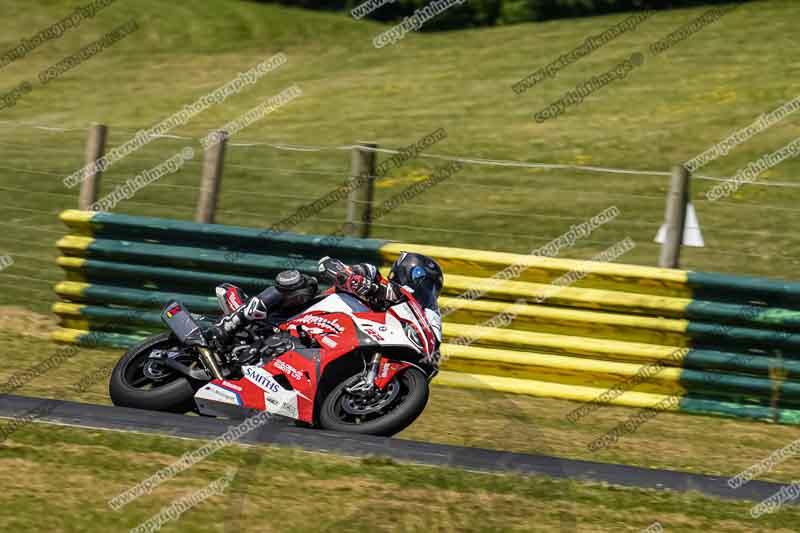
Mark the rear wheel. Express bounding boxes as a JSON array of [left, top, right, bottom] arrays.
[[109, 332, 199, 413], [319, 367, 429, 436]]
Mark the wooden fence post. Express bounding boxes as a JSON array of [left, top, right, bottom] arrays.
[[345, 142, 377, 238], [79, 124, 108, 210], [196, 131, 228, 224], [658, 165, 691, 269]]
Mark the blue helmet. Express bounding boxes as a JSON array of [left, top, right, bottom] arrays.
[[388, 252, 443, 310]]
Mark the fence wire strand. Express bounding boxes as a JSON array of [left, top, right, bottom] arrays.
[[3, 119, 800, 188]]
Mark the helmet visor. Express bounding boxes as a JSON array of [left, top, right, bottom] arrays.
[[406, 265, 442, 311]]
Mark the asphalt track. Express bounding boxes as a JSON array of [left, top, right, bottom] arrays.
[[0, 393, 791, 504]]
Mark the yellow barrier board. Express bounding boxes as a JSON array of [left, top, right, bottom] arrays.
[[381, 242, 692, 297]]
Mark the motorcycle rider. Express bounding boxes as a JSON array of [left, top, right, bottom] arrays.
[[211, 252, 444, 349]]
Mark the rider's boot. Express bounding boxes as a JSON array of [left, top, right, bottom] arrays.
[[210, 271, 319, 346], [212, 284, 273, 345]]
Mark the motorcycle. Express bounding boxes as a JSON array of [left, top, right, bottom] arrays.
[[109, 285, 440, 436]]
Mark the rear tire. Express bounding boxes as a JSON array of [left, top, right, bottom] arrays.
[[319, 367, 429, 437], [109, 332, 198, 413]]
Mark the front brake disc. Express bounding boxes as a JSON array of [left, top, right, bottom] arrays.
[[341, 381, 400, 416]]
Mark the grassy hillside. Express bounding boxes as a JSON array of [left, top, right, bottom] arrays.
[[1, 0, 800, 316]]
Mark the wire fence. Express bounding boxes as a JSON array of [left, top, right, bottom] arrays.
[[0, 118, 798, 313]]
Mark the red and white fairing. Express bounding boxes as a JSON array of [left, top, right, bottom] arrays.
[[194, 288, 439, 421]]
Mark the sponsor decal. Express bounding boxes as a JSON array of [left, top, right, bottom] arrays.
[[225, 289, 242, 311], [221, 381, 242, 391], [262, 391, 301, 418], [243, 366, 280, 394], [404, 299, 434, 353], [264, 392, 299, 418], [291, 314, 344, 334], [362, 325, 385, 342], [165, 304, 182, 318], [321, 336, 338, 348], [273, 359, 303, 381], [381, 362, 391, 378], [264, 393, 280, 407], [197, 384, 241, 405], [425, 308, 443, 342]]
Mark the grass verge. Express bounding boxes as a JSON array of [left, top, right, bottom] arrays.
[[2, 422, 799, 532]]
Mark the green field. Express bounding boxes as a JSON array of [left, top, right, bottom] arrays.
[[2, 1, 800, 531]]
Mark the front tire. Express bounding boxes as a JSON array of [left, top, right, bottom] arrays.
[[319, 367, 429, 436], [109, 332, 198, 413]]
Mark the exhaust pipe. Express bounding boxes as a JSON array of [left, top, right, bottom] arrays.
[[197, 347, 224, 381]]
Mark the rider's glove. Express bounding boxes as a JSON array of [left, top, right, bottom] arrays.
[[318, 256, 379, 300], [337, 272, 376, 299], [317, 256, 349, 282]]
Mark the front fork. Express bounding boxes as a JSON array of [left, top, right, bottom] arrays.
[[346, 353, 382, 395], [347, 354, 417, 394]]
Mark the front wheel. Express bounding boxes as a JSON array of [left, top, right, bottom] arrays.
[[109, 332, 199, 413], [319, 367, 429, 437]]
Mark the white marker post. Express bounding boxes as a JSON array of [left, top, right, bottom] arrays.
[[655, 202, 704, 248]]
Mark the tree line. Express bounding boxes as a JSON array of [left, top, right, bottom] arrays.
[[251, 0, 748, 30]]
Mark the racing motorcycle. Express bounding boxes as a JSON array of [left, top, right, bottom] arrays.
[[109, 285, 440, 436]]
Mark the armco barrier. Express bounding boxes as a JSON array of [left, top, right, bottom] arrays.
[[52, 210, 800, 424]]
